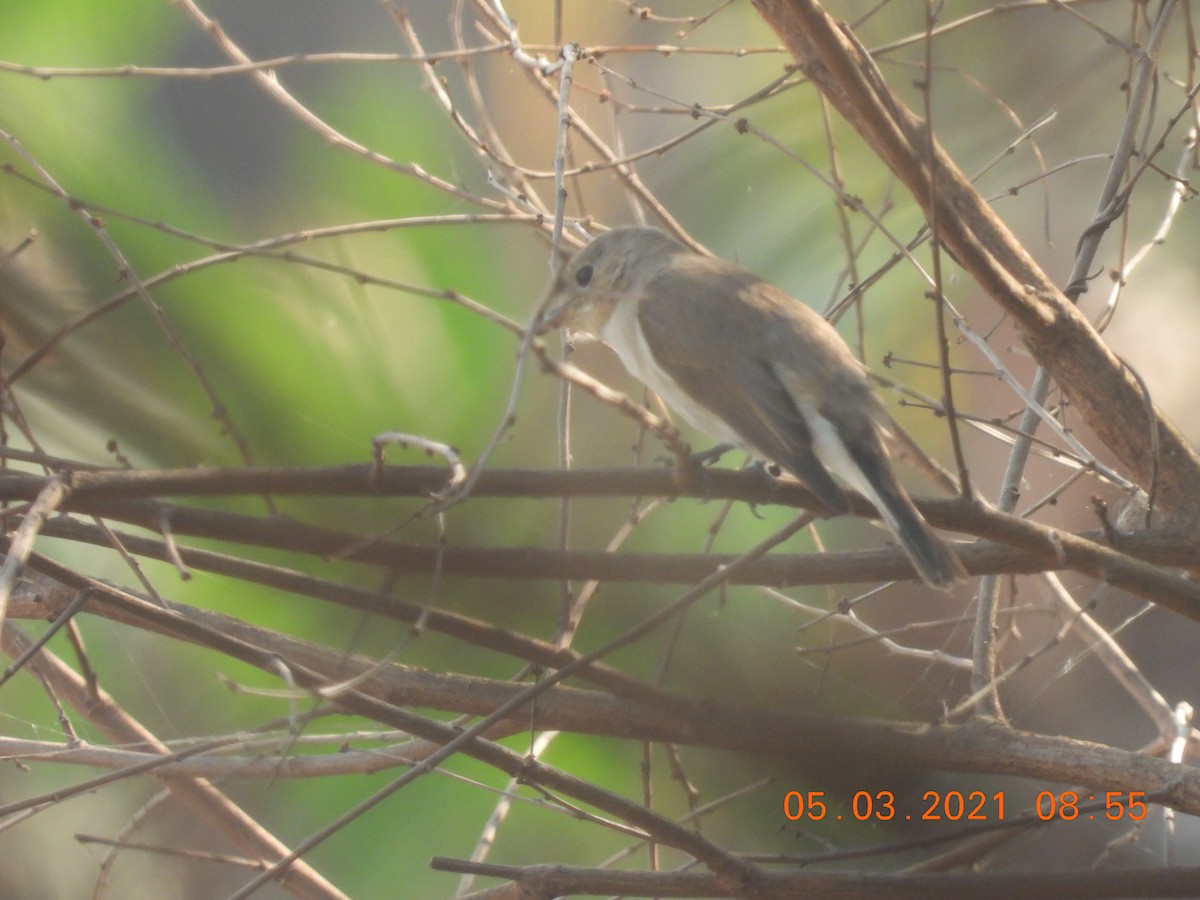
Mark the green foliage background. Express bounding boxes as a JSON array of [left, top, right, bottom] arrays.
[[2, 1, 1198, 896]]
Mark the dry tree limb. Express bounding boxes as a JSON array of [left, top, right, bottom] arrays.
[[751, 0, 1200, 518]]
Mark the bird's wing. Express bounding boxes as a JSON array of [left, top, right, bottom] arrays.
[[637, 265, 850, 513]]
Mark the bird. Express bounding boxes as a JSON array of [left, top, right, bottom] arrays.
[[537, 225, 966, 588]]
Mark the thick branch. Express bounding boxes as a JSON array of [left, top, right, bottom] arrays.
[[13, 573, 1200, 819], [433, 859, 1200, 900], [6, 466, 1196, 619], [751, 0, 1200, 518]]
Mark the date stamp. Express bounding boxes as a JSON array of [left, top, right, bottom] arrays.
[[782, 789, 1149, 823]]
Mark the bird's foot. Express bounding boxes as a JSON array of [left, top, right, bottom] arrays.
[[741, 459, 784, 515], [690, 442, 735, 468], [668, 443, 734, 498]]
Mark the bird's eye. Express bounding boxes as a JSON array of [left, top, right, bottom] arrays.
[[575, 264, 594, 287]]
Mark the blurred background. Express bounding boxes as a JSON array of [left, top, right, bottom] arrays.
[[2, 1, 1198, 895]]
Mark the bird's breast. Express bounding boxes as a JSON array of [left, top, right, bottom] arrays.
[[599, 296, 741, 446]]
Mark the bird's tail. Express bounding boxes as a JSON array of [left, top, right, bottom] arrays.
[[843, 439, 966, 589], [870, 477, 966, 588]]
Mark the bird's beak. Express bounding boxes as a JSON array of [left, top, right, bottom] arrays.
[[535, 297, 571, 335]]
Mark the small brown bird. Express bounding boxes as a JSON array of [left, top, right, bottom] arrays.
[[539, 225, 965, 588]]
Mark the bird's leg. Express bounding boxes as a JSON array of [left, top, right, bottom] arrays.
[[690, 442, 735, 468], [741, 459, 784, 514], [744, 458, 780, 489], [740, 460, 841, 518]]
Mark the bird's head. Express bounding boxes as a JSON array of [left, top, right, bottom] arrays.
[[537, 226, 686, 337]]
